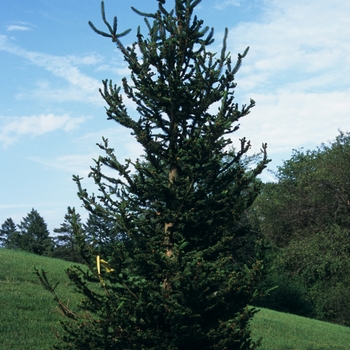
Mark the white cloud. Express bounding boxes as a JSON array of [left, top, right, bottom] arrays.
[[6, 25, 32, 32], [214, 0, 241, 10], [27, 126, 144, 176], [218, 0, 350, 161], [6, 22, 34, 32], [24, 52, 100, 91], [15, 80, 103, 105], [0, 114, 86, 147], [96, 64, 130, 77], [226, 0, 350, 93], [0, 35, 103, 104], [28, 153, 98, 177], [233, 90, 350, 156], [67, 54, 104, 66], [0, 204, 34, 209]]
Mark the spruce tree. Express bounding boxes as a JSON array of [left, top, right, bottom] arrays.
[[38, 1, 269, 348], [0, 218, 20, 249], [84, 212, 125, 257], [19, 208, 52, 255], [52, 207, 84, 263]]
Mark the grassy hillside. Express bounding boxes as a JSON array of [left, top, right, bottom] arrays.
[[0, 248, 82, 349], [1, 248, 350, 349], [251, 307, 350, 349]]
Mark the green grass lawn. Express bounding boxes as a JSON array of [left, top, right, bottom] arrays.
[[0, 248, 82, 349], [1, 248, 350, 349], [251, 307, 350, 349]]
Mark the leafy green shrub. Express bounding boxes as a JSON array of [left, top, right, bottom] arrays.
[[255, 269, 314, 318]]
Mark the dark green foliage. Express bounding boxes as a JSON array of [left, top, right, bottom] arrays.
[[83, 212, 126, 257], [279, 224, 350, 325], [254, 268, 314, 318], [253, 131, 350, 325], [0, 217, 20, 249], [256, 131, 350, 247], [38, 1, 269, 348], [18, 208, 52, 256], [50, 207, 85, 263]]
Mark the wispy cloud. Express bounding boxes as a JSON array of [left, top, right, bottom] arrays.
[[0, 114, 86, 147], [28, 153, 98, 177], [0, 35, 103, 104], [96, 64, 130, 77], [27, 126, 144, 176], [15, 80, 102, 105], [6, 25, 31, 32], [0, 204, 35, 209], [233, 90, 350, 154], [226, 1, 350, 93], [220, 0, 350, 157], [214, 0, 241, 10], [6, 21, 34, 32]]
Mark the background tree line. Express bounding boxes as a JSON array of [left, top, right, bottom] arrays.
[[252, 130, 350, 326], [2, 131, 350, 328], [0, 207, 119, 264]]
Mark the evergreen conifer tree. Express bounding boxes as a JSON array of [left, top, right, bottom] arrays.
[[19, 208, 52, 255], [0, 218, 20, 249], [38, 1, 269, 348], [84, 212, 125, 257], [52, 207, 84, 263]]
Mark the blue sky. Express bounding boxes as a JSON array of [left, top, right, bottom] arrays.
[[1, 0, 350, 232]]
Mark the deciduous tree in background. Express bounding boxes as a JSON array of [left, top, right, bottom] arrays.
[[253, 131, 350, 325], [38, 0, 269, 348]]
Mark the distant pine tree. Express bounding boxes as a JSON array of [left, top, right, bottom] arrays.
[[0, 218, 20, 249], [51, 207, 84, 263], [18, 208, 52, 256], [84, 212, 126, 257], [37, 1, 269, 348]]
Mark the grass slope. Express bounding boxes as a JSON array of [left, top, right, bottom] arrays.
[[251, 308, 350, 349], [1, 248, 350, 350], [0, 248, 82, 349]]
